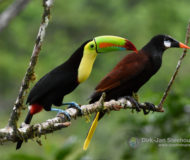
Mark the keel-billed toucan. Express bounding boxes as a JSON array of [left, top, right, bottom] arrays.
[[83, 34, 190, 150], [16, 35, 137, 150]]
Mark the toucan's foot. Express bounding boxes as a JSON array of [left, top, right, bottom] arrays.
[[143, 102, 156, 115], [62, 102, 82, 116], [51, 108, 71, 121], [125, 96, 141, 112]]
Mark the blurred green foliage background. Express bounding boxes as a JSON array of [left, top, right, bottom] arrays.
[[0, 0, 190, 159]]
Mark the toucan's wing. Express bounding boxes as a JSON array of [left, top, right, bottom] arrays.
[[90, 52, 149, 100], [27, 64, 77, 104]]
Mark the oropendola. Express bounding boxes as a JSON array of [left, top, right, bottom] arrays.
[[83, 34, 190, 150], [16, 35, 137, 150]]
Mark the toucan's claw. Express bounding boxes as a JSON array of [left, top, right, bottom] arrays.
[[143, 102, 156, 115], [51, 108, 71, 121], [125, 96, 141, 112], [62, 102, 82, 116]]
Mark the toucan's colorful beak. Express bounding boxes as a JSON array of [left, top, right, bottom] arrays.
[[94, 35, 137, 53], [179, 42, 190, 49]]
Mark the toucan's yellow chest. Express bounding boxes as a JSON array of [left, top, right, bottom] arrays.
[[78, 49, 97, 83]]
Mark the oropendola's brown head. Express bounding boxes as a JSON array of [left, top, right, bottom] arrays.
[[146, 34, 190, 52]]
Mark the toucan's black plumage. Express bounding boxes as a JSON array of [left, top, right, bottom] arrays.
[[83, 34, 190, 150], [16, 35, 137, 150], [27, 40, 90, 111], [16, 40, 89, 150]]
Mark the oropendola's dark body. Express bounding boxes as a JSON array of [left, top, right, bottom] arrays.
[[16, 35, 137, 150], [83, 34, 190, 150]]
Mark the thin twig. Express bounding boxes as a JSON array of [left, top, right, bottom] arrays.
[[8, 0, 54, 130], [0, 97, 162, 144], [158, 21, 190, 111], [0, 0, 31, 32]]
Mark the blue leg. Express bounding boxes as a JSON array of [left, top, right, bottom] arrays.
[[51, 108, 71, 120], [62, 102, 82, 115]]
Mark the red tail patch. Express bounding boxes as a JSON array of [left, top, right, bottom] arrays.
[[30, 104, 43, 115]]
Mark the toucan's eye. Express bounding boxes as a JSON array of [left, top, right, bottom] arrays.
[[90, 44, 94, 49]]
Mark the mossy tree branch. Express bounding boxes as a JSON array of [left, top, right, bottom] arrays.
[[8, 0, 54, 130], [158, 21, 190, 111], [0, 96, 162, 144], [0, 0, 31, 33]]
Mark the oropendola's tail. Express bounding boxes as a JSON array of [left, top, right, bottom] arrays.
[[83, 112, 100, 150]]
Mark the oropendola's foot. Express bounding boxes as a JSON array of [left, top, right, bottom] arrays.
[[124, 96, 141, 112], [51, 108, 71, 121], [143, 102, 156, 115], [132, 92, 139, 102], [62, 102, 82, 116]]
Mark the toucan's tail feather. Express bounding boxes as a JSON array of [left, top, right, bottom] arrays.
[[83, 112, 100, 150], [24, 111, 33, 124], [16, 111, 33, 150]]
